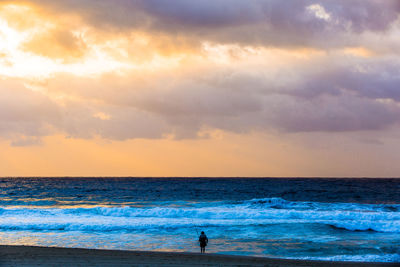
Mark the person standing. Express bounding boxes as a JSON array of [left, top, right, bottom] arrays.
[[198, 231, 208, 253]]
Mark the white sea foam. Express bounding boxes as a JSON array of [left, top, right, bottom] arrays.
[[0, 198, 399, 233], [287, 253, 400, 262]]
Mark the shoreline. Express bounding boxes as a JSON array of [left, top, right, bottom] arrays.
[[0, 245, 398, 266]]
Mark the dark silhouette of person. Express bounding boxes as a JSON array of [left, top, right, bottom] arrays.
[[198, 231, 208, 253]]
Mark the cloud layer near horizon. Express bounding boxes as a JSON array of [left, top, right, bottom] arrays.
[[0, 0, 400, 146]]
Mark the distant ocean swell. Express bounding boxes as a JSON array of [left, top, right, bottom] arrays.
[[1, 198, 399, 233]]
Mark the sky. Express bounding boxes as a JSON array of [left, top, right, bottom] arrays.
[[0, 0, 400, 177]]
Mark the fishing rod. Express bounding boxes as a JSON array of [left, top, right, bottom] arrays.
[[190, 217, 199, 236]]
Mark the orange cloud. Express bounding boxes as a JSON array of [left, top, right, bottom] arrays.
[[343, 47, 375, 58], [22, 28, 87, 62], [0, 3, 40, 31]]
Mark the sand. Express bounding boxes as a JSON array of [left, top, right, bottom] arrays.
[[0, 245, 397, 267]]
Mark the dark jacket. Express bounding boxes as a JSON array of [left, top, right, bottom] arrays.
[[199, 234, 208, 247]]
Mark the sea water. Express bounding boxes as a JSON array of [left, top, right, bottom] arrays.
[[0, 178, 399, 262]]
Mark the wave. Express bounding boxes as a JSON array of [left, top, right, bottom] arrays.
[[0, 198, 399, 233], [285, 253, 400, 263], [245, 197, 400, 212]]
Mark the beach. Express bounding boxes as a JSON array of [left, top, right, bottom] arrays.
[[0, 245, 398, 267]]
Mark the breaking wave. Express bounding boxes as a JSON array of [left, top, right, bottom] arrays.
[[285, 253, 400, 263], [0, 198, 399, 233]]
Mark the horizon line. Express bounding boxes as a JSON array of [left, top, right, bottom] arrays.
[[1, 176, 399, 179]]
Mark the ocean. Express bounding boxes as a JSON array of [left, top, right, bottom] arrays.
[[0, 178, 399, 262]]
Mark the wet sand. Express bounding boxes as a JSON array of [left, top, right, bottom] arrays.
[[0, 245, 397, 266]]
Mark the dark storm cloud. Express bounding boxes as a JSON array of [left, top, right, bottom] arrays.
[[25, 0, 400, 48]]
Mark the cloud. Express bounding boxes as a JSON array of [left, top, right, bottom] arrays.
[[0, 80, 60, 143], [59, 101, 169, 140], [1, 56, 400, 144], [22, 0, 400, 49], [0, 1, 399, 145], [22, 28, 87, 62], [267, 93, 400, 132], [10, 136, 43, 147], [33, 55, 400, 141], [127, 62, 400, 133], [277, 59, 400, 100]]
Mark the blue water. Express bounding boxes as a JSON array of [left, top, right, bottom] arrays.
[[0, 178, 399, 262]]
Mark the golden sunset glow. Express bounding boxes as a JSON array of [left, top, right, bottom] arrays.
[[1, 1, 400, 176]]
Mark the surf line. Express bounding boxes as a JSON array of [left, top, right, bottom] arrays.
[[190, 217, 199, 236]]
